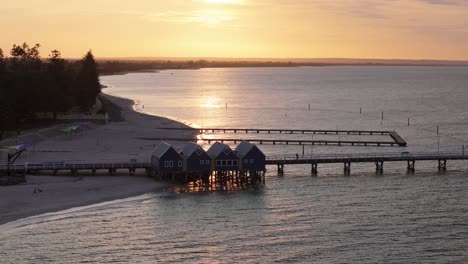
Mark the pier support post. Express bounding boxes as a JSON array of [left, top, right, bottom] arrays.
[[277, 164, 284, 174], [438, 159, 447, 172], [129, 168, 135, 176], [375, 161, 384, 174], [344, 162, 351, 175], [311, 163, 318, 176], [407, 160, 415, 173]]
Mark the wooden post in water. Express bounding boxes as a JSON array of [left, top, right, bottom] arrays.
[[407, 160, 415, 173], [311, 163, 318, 176], [408, 118, 410, 126], [344, 162, 351, 175]]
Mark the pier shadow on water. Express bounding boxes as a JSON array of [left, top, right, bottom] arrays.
[[176, 174, 264, 193]]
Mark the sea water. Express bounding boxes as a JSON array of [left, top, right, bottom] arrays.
[[1, 66, 467, 263]]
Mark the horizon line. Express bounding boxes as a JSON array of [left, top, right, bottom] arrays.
[[90, 56, 468, 63]]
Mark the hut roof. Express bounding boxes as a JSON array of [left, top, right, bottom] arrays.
[[181, 142, 204, 158], [151, 142, 173, 158], [207, 142, 232, 157], [236, 141, 258, 157]]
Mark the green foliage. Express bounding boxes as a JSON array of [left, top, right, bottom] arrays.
[[0, 48, 5, 73], [0, 42, 101, 137], [74, 50, 101, 111], [9, 43, 42, 72]]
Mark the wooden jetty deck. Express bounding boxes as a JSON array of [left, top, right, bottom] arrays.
[[1, 152, 466, 176], [267, 152, 468, 174], [159, 127, 394, 135], [153, 127, 407, 147], [0, 162, 151, 176], [139, 137, 406, 147]]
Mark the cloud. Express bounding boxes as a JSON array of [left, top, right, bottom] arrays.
[[417, 0, 468, 5], [144, 10, 235, 25]]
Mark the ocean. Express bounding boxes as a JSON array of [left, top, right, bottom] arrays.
[[1, 66, 467, 263]]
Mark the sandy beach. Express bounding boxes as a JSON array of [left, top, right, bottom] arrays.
[[0, 93, 196, 225]]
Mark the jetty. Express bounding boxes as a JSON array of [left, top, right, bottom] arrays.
[[267, 152, 467, 175], [1, 151, 466, 176], [152, 127, 407, 147], [158, 127, 395, 135]]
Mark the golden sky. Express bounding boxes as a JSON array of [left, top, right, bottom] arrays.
[[1, 0, 468, 59]]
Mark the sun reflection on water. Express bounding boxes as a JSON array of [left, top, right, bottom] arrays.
[[199, 96, 224, 109]]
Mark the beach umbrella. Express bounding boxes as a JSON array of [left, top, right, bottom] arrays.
[[0, 143, 30, 153], [61, 125, 81, 133]]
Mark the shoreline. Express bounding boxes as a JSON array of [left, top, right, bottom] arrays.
[[0, 93, 196, 226]]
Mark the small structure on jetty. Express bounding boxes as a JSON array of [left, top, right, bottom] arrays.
[[181, 142, 211, 172], [207, 142, 240, 171], [149, 141, 266, 186], [236, 141, 266, 171], [151, 142, 183, 175]]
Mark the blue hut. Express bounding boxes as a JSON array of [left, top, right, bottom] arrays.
[[151, 142, 183, 173], [181, 142, 211, 172], [207, 142, 239, 171], [236, 141, 266, 171]]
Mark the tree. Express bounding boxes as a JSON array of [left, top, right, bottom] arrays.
[[0, 48, 5, 73], [46, 49, 70, 119], [74, 50, 101, 111], [47, 49, 66, 73], [9, 42, 42, 72]]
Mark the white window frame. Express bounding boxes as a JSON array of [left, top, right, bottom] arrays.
[[169, 161, 174, 167], [200, 160, 205, 165], [206, 160, 210, 165], [164, 161, 169, 167], [178, 161, 182, 167], [250, 159, 254, 164]]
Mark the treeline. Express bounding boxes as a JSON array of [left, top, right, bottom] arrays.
[[0, 43, 101, 139], [98, 59, 327, 75]]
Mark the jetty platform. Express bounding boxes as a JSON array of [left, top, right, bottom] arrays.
[[1, 151, 466, 176], [153, 127, 407, 147], [267, 152, 467, 174]]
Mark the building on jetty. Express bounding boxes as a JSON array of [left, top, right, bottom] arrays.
[[150, 142, 266, 185], [236, 141, 266, 171], [151, 142, 184, 176], [181, 142, 211, 172], [207, 142, 240, 171]]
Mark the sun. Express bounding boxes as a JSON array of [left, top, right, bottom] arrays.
[[204, 0, 238, 3]]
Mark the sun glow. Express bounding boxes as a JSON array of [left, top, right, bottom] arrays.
[[200, 96, 223, 108], [204, 0, 240, 4]]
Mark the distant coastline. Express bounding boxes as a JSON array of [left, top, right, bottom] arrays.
[[98, 58, 468, 76]]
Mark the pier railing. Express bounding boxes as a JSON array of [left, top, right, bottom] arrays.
[[266, 151, 468, 164], [0, 161, 151, 172]]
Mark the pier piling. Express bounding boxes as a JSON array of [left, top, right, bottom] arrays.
[[407, 160, 415, 173]]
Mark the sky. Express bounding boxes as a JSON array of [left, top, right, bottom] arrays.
[[1, 0, 468, 60]]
